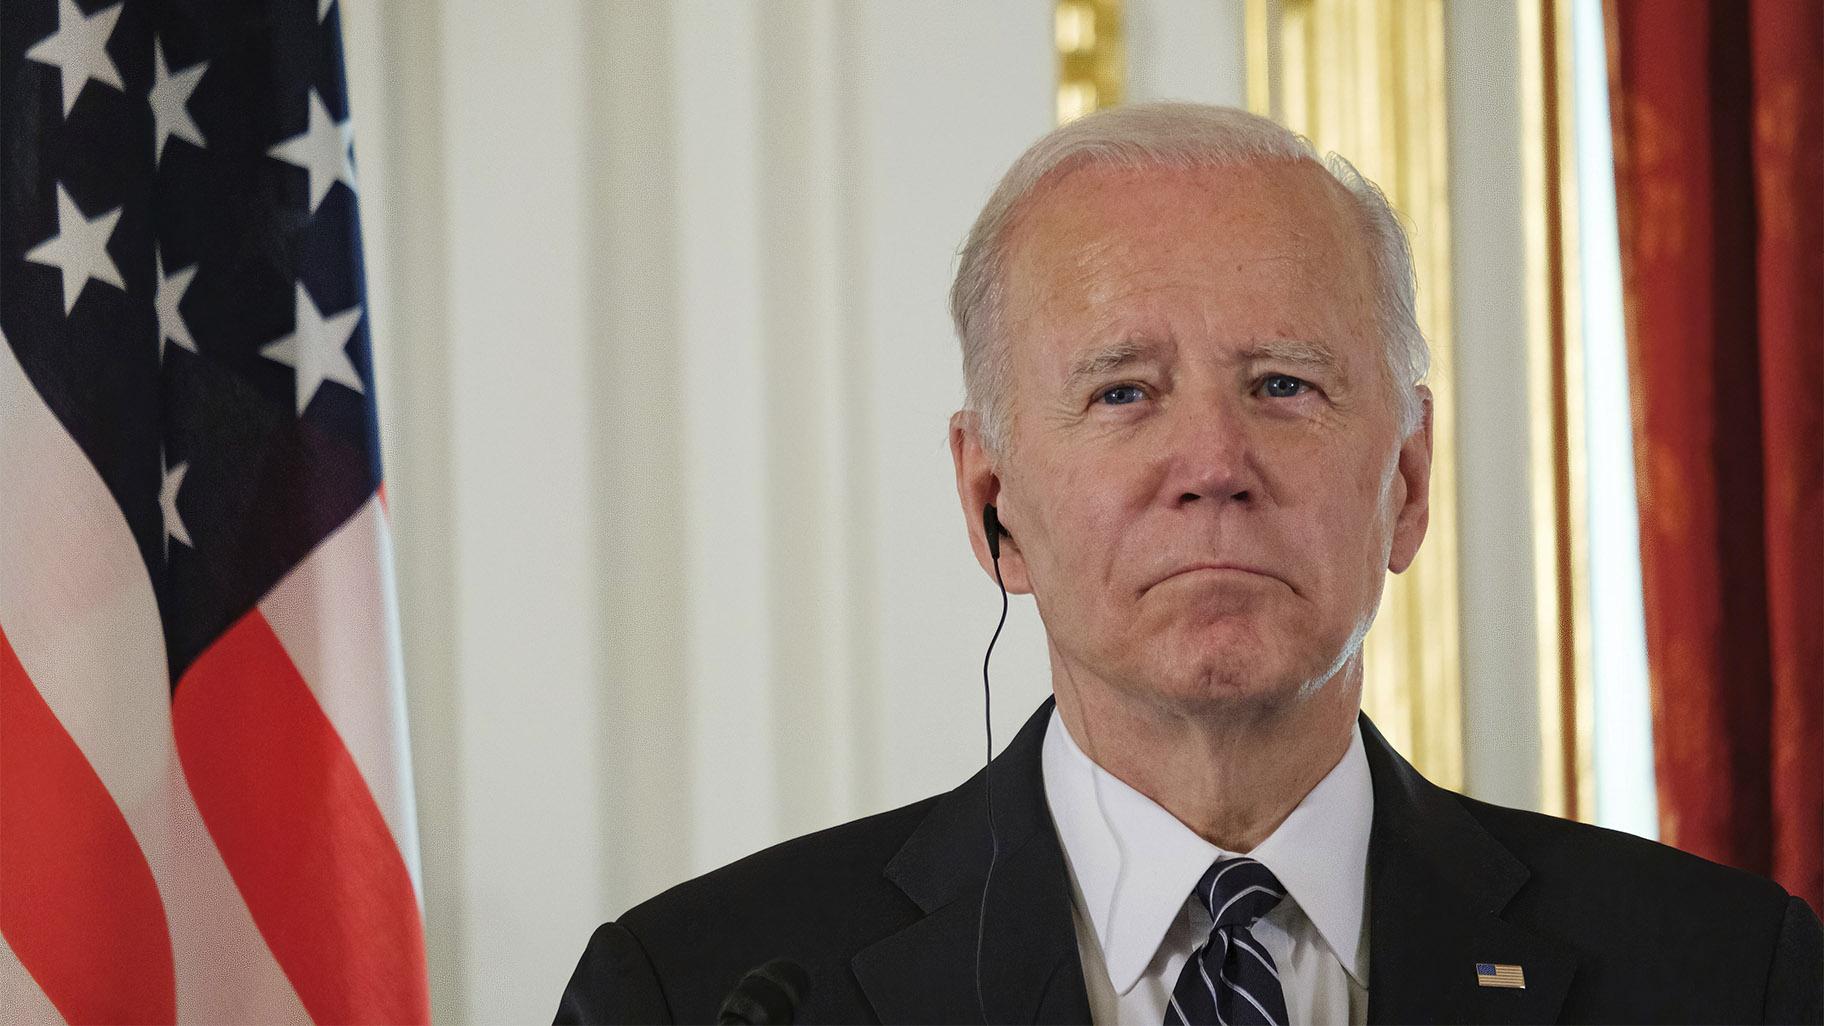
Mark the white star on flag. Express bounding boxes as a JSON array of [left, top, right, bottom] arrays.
[[160, 450, 194, 558], [267, 89, 356, 214], [24, 0, 124, 118], [155, 250, 200, 361], [319, 0, 335, 23], [261, 282, 364, 416], [25, 183, 125, 315], [150, 37, 208, 166]]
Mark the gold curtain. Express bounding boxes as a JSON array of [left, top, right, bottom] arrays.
[[1052, 0, 1471, 788], [1247, 0, 1464, 789], [1052, 0, 1603, 806], [1056, 0, 1125, 124], [1518, 0, 1593, 821]]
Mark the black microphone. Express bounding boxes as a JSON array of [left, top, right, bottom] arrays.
[[715, 959, 809, 1025]]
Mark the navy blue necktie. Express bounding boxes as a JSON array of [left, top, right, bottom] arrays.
[[1163, 857, 1291, 1026]]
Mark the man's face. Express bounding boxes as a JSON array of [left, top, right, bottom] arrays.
[[955, 159, 1431, 718]]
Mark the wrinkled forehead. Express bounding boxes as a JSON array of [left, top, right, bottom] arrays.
[[996, 158, 1378, 345]]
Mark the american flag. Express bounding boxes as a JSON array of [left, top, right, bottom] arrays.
[[1475, 962, 1527, 990], [1, 0, 428, 1022]]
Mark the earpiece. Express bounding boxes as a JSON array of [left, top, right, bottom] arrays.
[[975, 501, 1009, 1024]]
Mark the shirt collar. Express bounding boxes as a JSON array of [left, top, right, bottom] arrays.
[[1040, 706, 1372, 994]]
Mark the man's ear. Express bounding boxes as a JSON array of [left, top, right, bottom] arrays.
[[949, 410, 1034, 594], [1387, 385, 1433, 574]]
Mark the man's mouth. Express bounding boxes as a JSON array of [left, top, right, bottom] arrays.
[[1146, 563, 1285, 591]]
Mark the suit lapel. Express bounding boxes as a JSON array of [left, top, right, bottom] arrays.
[[853, 699, 1091, 1025], [854, 703, 1582, 1024], [1359, 715, 1578, 1024]]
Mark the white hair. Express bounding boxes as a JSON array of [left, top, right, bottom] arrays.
[[949, 101, 1429, 454]]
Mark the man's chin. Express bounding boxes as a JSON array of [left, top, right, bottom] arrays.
[[1127, 650, 1312, 718], [1132, 619, 1354, 705]]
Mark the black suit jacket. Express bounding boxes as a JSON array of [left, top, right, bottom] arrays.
[[557, 699, 1823, 1024]]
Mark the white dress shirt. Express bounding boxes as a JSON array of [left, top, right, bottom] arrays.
[[1040, 707, 1373, 1025]]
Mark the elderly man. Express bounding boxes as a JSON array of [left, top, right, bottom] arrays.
[[557, 103, 1821, 1025]]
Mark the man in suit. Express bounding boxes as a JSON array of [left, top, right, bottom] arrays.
[[557, 103, 1822, 1025]]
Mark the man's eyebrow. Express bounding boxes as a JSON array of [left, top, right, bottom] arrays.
[[1241, 338, 1342, 370], [1064, 338, 1167, 388]]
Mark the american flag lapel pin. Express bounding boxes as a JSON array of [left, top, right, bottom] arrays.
[[1475, 962, 1527, 989]]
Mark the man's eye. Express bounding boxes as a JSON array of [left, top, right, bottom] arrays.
[[1098, 384, 1146, 406], [1261, 374, 1309, 399]]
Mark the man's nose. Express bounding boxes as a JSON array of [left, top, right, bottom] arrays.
[[1163, 400, 1261, 507]]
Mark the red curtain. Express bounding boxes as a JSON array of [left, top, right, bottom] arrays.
[[1606, 0, 1822, 916]]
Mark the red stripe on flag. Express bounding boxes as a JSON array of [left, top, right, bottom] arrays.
[[0, 623, 176, 1025], [173, 610, 429, 1026]]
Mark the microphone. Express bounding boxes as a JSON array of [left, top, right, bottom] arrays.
[[715, 959, 809, 1025]]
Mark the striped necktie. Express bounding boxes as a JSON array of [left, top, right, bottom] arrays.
[[1163, 856, 1290, 1026]]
